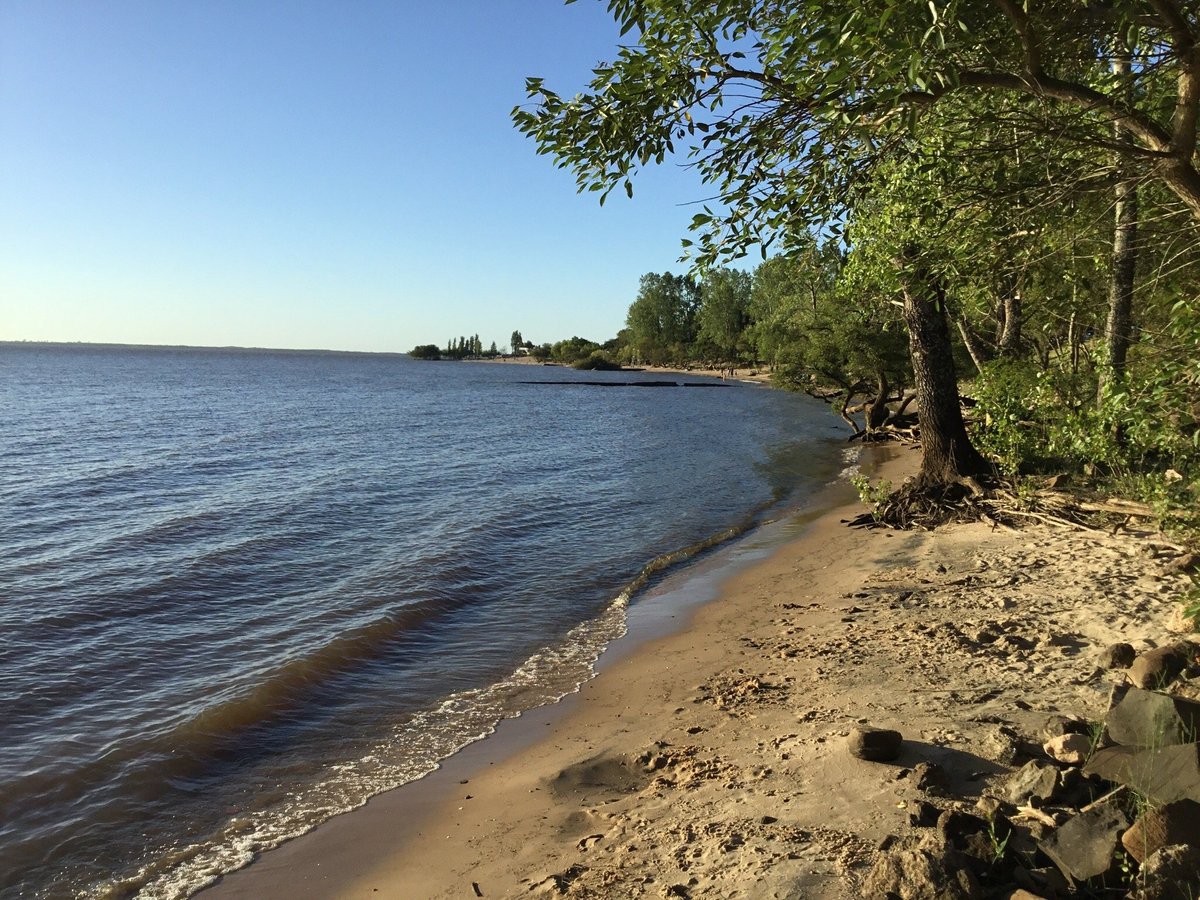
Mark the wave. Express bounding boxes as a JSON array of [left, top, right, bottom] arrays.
[[85, 512, 780, 899]]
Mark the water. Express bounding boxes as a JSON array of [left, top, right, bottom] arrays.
[[0, 344, 844, 898]]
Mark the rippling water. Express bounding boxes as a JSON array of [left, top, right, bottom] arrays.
[[0, 344, 843, 898]]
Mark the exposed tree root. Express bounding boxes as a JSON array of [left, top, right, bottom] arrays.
[[846, 476, 1163, 534]]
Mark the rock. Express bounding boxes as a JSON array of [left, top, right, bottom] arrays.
[[1025, 866, 1070, 897], [1130, 644, 1193, 690], [1040, 715, 1089, 742], [1167, 605, 1200, 634], [862, 841, 982, 899], [1121, 799, 1200, 864], [1005, 892, 1048, 900], [1055, 766, 1100, 808], [848, 726, 903, 762], [1043, 733, 1092, 766], [1100, 642, 1137, 669], [1106, 688, 1200, 748], [974, 795, 1015, 823], [1127, 743, 1200, 806], [1037, 801, 1129, 882], [1005, 760, 1062, 807], [981, 725, 1021, 765], [909, 800, 943, 828], [1086, 743, 1200, 806], [937, 809, 991, 845], [912, 761, 949, 794], [1084, 745, 1137, 787], [1133, 844, 1200, 900]]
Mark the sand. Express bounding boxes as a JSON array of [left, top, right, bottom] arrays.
[[203, 445, 1192, 899]]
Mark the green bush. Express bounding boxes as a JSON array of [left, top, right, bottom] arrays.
[[409, 344, 442, 360], [572, 350, 622, 371]]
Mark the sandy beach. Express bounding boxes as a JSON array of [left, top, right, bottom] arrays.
[[203, 444, 1191, 899]]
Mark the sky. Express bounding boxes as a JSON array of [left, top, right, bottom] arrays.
[[0, 1, 716, 352]]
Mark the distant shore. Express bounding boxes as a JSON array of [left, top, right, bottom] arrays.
[[477, 353, 775, 386], [201, 442, 1191, 898]]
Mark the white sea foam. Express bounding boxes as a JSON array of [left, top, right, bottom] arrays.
[[104, 597, 629, 900]]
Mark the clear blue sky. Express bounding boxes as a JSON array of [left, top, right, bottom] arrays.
[[0, 1, 714, 352]]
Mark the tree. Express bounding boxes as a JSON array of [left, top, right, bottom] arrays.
[[514, 0, 1200, 485], [410, 344, 442, 360], [511, 330, 524, 355], [624, 272, 701, 365], [695, 268, 752, 367]]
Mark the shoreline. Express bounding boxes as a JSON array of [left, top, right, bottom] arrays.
[[200, 445, 897, 899], [202, 443, 1190, 899]]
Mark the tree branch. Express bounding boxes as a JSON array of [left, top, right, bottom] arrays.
[[992, 0, 1043, 75], [1146, 0, 1200, 160]]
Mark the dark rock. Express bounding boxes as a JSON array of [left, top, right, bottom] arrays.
[[1037, 802, 1129, 883], [913, 761, 949, 794], [909, 800, 943, 828], [848, 726, 903, 762], [1121, 799, 1200, 864], [981, 725, 1021, 765], [1055, 767, 1101, 809], [862, 838, 982, 899], [1130, 644, 1194, 690], [1133, 844, 1200, 900], [1086, 743, 1200, 806], [1100, 642, 1137, 669], [937, 809, 991, 845], [1125, 743, 1200, 806], [1039, 715, 1089, 742], [1106, 688, 1200, 748], [1005, 761, 1061, 807], [1083, 745, 1137, 787], [1026, 866, 1070, 898]]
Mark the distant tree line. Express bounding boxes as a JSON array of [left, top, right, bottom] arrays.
[[409, 335, 500, 361]]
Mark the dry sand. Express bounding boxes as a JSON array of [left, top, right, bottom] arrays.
[[204, 445, 1192, 899]]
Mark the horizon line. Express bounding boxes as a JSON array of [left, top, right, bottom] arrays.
[[0, 339, 414, 358]]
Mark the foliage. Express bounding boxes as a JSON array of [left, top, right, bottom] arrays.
[[624, 272, 701, 365], [551, 335, 602, 363], [511, 0, 1200, 525], [572, 350, 622, 371], [850, 475, 895, 509], [409, 344, 442, 360], [515, 1, 1200, 269], [694, 268, 752, 365]]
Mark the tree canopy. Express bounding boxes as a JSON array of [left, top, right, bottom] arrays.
[[514, 0, 1200, 515]]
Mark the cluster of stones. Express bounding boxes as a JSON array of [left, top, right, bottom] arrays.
[[852, 639, 1200, 899]]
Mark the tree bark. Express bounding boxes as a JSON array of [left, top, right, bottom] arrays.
[[1099, 51, 1139, 404], [866, 371, 891, 431], [997, 274, 1023, 357], [957, 315, 993, 374], [899, 253, 991, 486]]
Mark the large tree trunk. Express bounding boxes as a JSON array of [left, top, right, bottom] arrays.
[[899, 254, 991, 487]]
